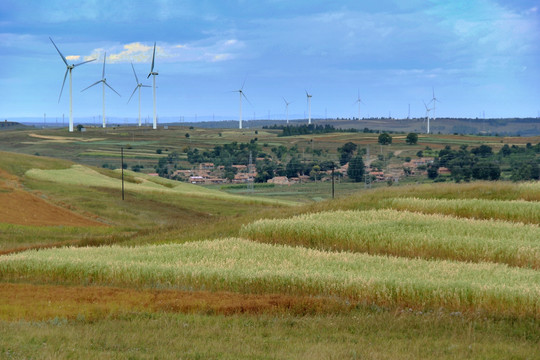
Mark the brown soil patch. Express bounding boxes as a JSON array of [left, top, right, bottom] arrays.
[[0, 169, 103, 227], [0, 283, 354, 321]]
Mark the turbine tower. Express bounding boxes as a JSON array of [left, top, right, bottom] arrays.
[[354, 90, 363, 120], [81, 52, 121, 128], [128, 62, 151, 127], [305, 90, 312, 125], [283, 97, 291, 124], [234, 80, 249, 129], [147, 42, 158, 130], [50, 37, 96, 132], [423, 100, 432, 134]]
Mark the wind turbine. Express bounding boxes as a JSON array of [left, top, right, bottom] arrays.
[[354, 90, 364, 120], [49, 37, 96, 132], [128, 62, 151, 127], [81, 52, 120, 128], [234, 80, 250, 129], [147, 42, 158, 130], [283, 97, 291, 124], [429, 87, 440, 125], [305, 90, 312, 125], [423, 100, 432, 134]]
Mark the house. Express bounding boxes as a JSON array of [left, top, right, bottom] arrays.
[[268, 176, 289, 185], [369, 171, 385, 181], [438, 167, 451, 175], [189, 176, 205, 184], [200, 163, 215, 170]]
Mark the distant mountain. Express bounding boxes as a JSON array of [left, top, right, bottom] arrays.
[[0, 121, 33, 130]]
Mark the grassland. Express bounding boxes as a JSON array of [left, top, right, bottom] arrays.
[[0, 128, 539, 359]]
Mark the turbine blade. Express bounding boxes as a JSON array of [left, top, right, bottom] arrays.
[[102, 52, 106, 79], [131, 62, 140, 84], [58, 68, 68, 103], [73, 58, 96, 67], [81, 80, 101, 92], [49, 37, 68, 66], [141, 85, 151, 88], [104, 81, 121, 96], [241, 78, 246, 91], [242, 92, 251, 105], [150, 42, 156, 73], [127, 86, 138, 103]]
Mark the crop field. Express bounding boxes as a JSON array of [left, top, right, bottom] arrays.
[[386, 197, 540, 224], [1, 238, 539, 318], [241, 209, 540, 268], [0, 129, 539, 359]]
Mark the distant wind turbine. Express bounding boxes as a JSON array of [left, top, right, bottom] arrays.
[[354, 90, 364, 120], [283, 97, 291, 124], [429, 87, 440, 126], [147, 42, 158, 130], [234, 80, 250, 129], [49, 37, 96, 132], [305, 90, 312, 125], [128, 62, 151, 127], [423, 100, 432, 134], [81, 52, 121, 128]]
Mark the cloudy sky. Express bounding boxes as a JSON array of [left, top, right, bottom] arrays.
[[1, 0, 539, 123]]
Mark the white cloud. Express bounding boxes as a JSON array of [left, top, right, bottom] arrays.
[[65, 55, 80, 61], [82, 38, 244, 64]]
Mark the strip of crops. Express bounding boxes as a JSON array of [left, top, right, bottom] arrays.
[[240, 210, 540, 269], [386, 198, 540, 224], [25, 165, 295, 206], [1, 238, 539, 318]]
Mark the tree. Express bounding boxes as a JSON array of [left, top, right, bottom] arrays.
[[427, 165, 439, 179], [337, 142, 357, 166], [405, 133, 418, 145], [378, 133, 392, 145], [347, 156, 365, 182]]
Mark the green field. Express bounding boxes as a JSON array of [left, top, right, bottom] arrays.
[[241, 209, 540, 268], [0, 128, 539, 359]]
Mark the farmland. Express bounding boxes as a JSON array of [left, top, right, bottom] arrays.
[[0, 127, 539, 359]]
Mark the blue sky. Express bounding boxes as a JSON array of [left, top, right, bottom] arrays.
[[1, 0, 539, 123]]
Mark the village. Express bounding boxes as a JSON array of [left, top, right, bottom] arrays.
[[157, 156, 440, 186]]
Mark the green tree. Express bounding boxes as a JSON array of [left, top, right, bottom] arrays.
[[378, 133, 392, 145], [347, 156, 365, 182], [405, 133, 418, 145]]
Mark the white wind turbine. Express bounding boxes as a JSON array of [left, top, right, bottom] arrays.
[[305, 90, 312, 124], [354, 90, 364, 120], [429, 87, 440, 126], [128, 62, 151, 127], [283, 97, 291, 124], [423, 100, 432, 134], [234, 80, 250, 129], [81, 52, 121, 128], [147, 42, 159, 130], [50, 37, 96, 132]]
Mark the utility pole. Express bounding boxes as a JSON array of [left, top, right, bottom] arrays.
[[365, 145, 372, 189], [248, 151, 254, 192], [121, 147, 125, 200], [331, 163, 335, 199]]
